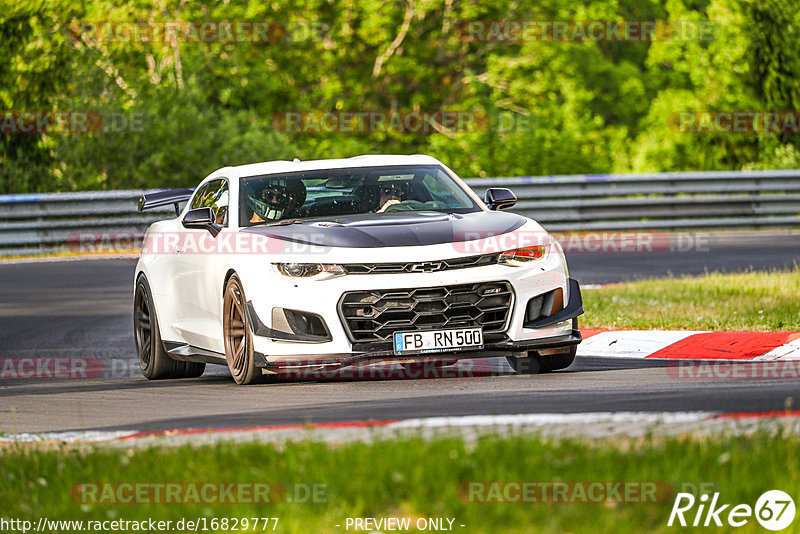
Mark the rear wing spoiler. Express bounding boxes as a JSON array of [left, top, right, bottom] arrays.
[[137, 188, 195, 216]]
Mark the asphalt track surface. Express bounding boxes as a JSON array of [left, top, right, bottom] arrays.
[[1, 232, 798, 435]]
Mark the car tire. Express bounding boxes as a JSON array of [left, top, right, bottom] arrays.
[[506, 354, 541, 375], [223, 274, 263, 385], [534, 344, 577, 373], [134, 276, 206, 380], [506, 318, 579, 374]]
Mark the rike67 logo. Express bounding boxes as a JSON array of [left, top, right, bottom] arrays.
[[668, 490, 795, 530]]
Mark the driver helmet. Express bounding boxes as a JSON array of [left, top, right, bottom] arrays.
[[247, 178, 306, 221]]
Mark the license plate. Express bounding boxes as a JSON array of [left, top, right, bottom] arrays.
[[393, 327, 483, 355]]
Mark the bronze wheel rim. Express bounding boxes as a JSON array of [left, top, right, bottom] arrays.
[[134, 285, 152, 369], [224, 282, 248, 378]]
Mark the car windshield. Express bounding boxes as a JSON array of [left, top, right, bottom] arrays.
[[239, 165, 480, 227]]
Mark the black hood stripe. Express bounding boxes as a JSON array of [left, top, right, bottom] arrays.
[[242, 211, 529, 248]]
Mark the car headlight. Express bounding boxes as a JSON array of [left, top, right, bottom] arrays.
[[274, 263, 345, 278], [498, 245, 549, 265]]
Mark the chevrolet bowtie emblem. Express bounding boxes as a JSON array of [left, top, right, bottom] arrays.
[[410, 262, 444, 273]]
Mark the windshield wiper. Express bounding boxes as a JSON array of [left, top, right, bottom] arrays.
[[251, 218, 304, 227]]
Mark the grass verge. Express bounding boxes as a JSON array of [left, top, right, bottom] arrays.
[[1, 432, 798, 533], [582, 269, 800, 331]]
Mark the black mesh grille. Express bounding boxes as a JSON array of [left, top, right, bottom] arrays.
[[342, 254, 498, 274], [339, 282, 513, 343]]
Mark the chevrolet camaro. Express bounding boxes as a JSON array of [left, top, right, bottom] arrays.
[[134, 155, 583, 384]]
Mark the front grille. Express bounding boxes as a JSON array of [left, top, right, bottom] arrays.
[[339, 281, 513, 343], [342, 254, 498, 275]]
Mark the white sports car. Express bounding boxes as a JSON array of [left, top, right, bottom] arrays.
[[134, 155, 583, 384]]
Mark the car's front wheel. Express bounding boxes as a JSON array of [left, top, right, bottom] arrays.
[[506, 319, 579, 374], [223, 275, 263, 385], [134, 276, 205, 379], [507, 345, 577, 374]]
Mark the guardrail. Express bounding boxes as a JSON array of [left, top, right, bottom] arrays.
[[1, 169, 798, 255], [0, 190, 173, 256]]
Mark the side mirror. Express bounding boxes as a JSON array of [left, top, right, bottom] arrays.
[[485, 188, 517, 211], [182, 207, 221, 237]]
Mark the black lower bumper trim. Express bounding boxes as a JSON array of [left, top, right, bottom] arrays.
[[163, 341, 227, 364], [485, 329, 582, 351], [246, 300, 332, 343], [523, 278, 584, 329], [263, 330, 582, 370]]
